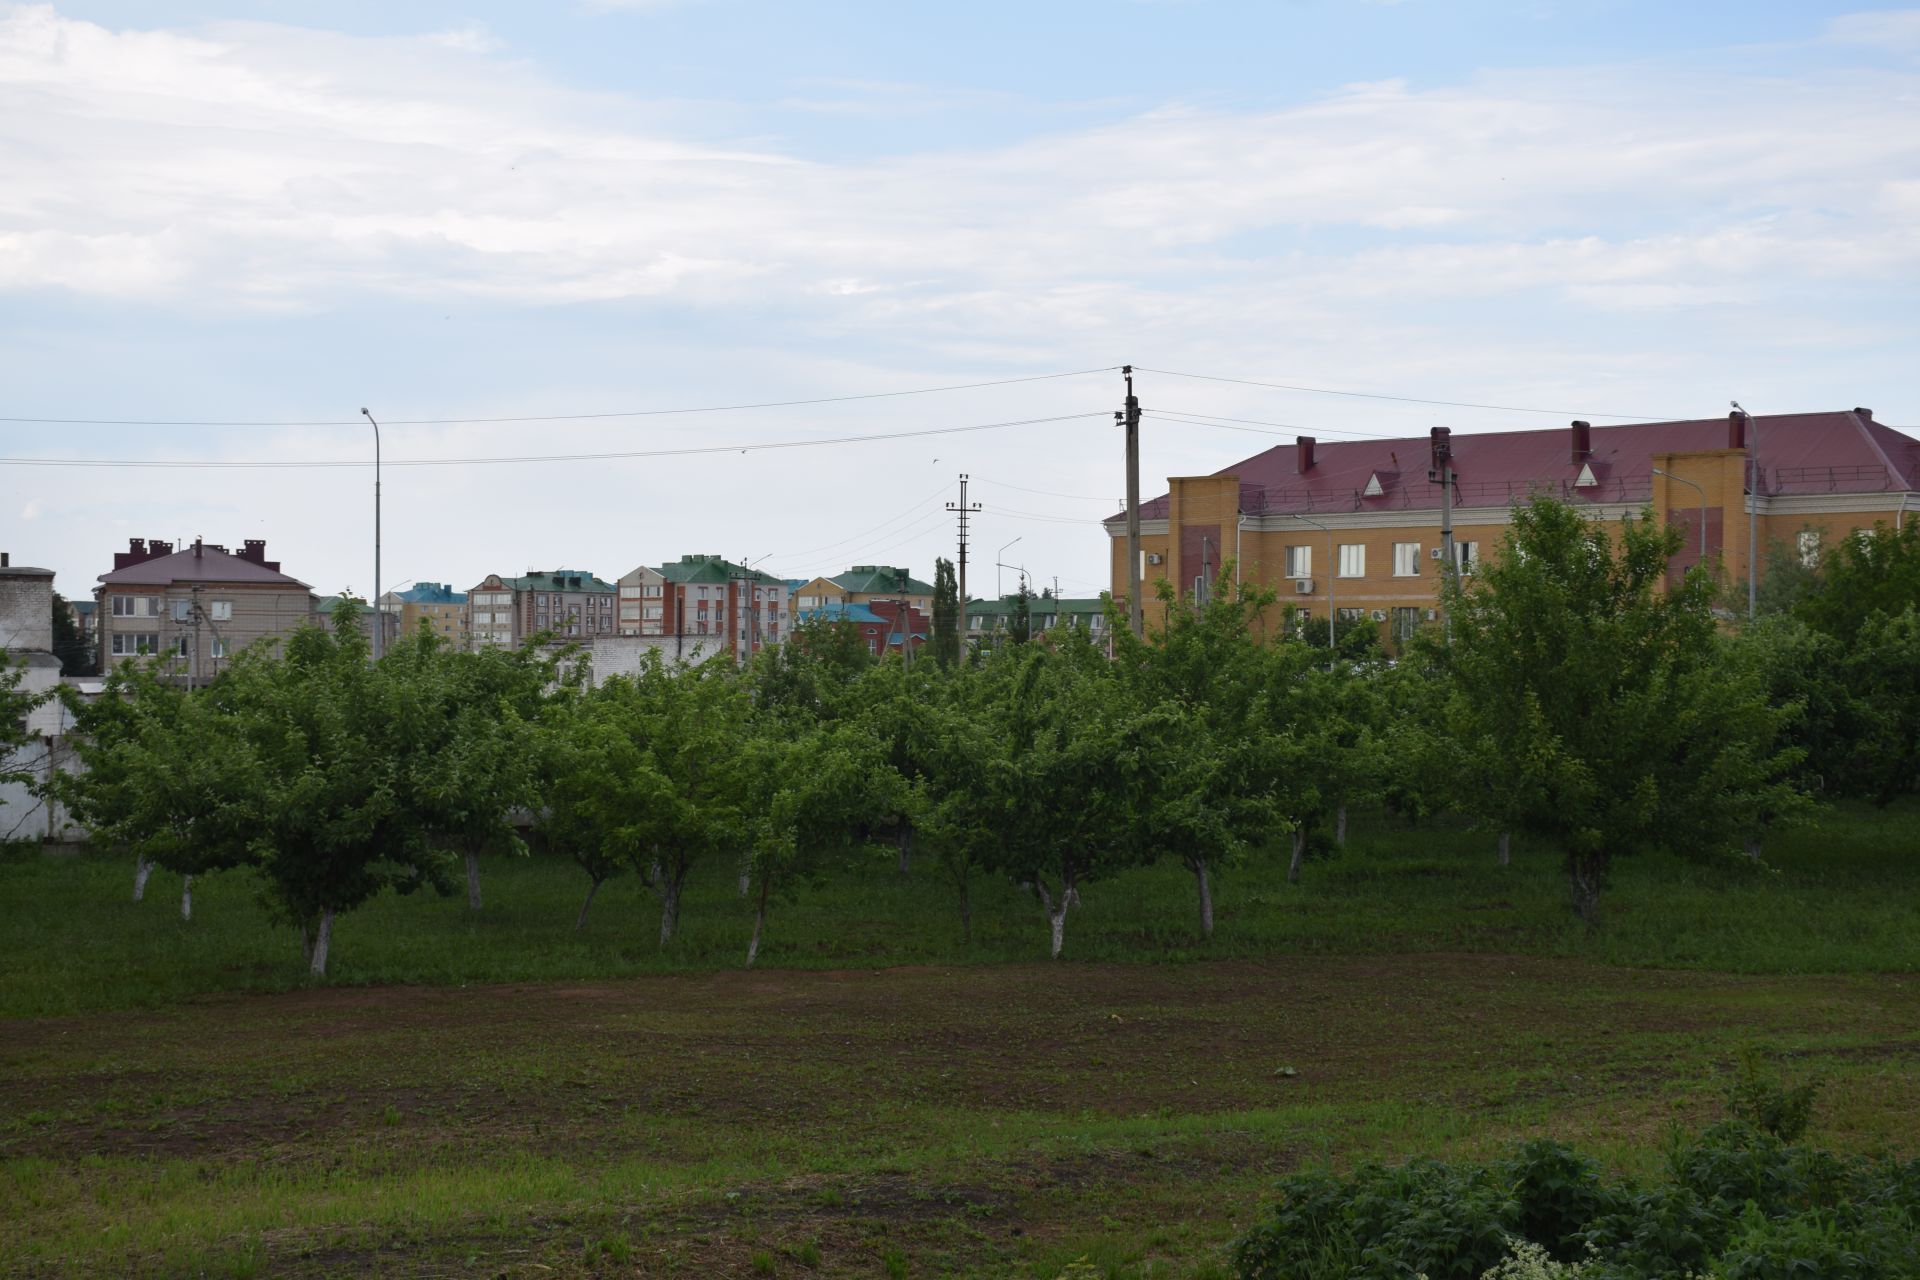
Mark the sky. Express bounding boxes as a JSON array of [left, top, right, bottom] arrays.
[[3, 0, 1918, 603]]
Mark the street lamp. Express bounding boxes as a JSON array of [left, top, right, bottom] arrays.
[[1291, 513, 1335, 654], [1651, 468, 1707, 562], [996, 537, 1022, 598], [1732, 401, 1758, 620], [360, 408, 383, 659]]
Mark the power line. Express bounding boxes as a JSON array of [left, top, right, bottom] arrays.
[[1149, 408, 1408, 440], [764, 505, 953, 576], [1135, 366, 1676, 421], [0, 367, 1119, 428], [970, 475, 1117, 502], [0, 412, 1109, 470], [978, 503, 1107, 526], [763, 481, 954, 565]]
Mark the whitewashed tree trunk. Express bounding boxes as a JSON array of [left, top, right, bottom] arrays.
[[1743, 835, 1763, 860], [1498, 832, 1511, 867], [1335, 806, 1348, 847], [133, 857, 153, 902], [575, 877, 601, 931], [180, 875, 193, 922], [464, 851, 483, 911], [1288, 830, 1306, 883], [896, 823, 912, 874], [309, 908, 334, 976], [737, 859, 751, 898], [1192, 858, 1214, 937], [1034, 879, 1073, 959], [745, 875, 770, 967], [659, 870, 683, 947]]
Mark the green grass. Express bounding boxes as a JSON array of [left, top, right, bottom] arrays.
[[1, 800, 1915, 1019]]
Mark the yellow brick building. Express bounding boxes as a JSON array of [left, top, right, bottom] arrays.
[[1107, 410, 1919, 642]]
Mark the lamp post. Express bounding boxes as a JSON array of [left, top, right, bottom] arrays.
[[1291, 513, 1335, 654], [996, 537, 1022, 599], [1733, 401, 1757, 620], [360, 408, 382, 659], [1651, 468, 1708, 562]]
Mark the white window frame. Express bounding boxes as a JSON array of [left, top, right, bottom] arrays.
[[210, 600, 232, 621], [1285, 545, 1312, 578], [1338, 544, 1366, 578], [1393, 543, 1421, 577], [1796, 529, 1821, 569], [1454, 541, 1480, 575]]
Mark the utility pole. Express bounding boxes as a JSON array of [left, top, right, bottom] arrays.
[[947, 474, 979, 611], [190, 584, 202, 687], [1118, 365, 1143, 638], [1734, 401, 1758, 620], [360, 408, 383, 660], [1429, 427, 1456, 638]]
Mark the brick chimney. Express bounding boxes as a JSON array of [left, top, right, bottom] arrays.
[[1296, 436, 1316, 474], [1570, 420, 1592, 462], [1727, 411, 1746, 450]]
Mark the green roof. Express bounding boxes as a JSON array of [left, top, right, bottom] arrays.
[[831, 565, 935, 595], [966, 595, 1107, 618], [656, 554, 783, 586], [500, 569, 615, 593]]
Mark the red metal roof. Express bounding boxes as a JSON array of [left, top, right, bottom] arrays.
[[98, 546, 310, 588], [1119, 410, 1918, 521]]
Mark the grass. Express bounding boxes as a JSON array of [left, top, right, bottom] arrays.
[[1, 800, 1916, 1019], [1, 801, 1916, 1276]]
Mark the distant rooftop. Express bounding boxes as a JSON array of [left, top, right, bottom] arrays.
[[98, 538, 309, 589]]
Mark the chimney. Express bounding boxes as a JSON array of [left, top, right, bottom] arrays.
[[1296, 436, 1316, 474], [2, 553, 9, 568], [194, 537, 204, 559], [1727, 411, 1746, 450], [1570, 420, 1592, 462], [1854, 407, 1874, 422]]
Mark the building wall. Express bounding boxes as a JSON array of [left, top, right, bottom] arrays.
[[0, 571, 55, 652], [98, 583, 313, 678], [587, 633, 728, 682]]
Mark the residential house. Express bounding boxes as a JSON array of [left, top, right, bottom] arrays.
[[1108, 409, 1920, 646], [94, 538, 313, 683], [794, 601, 927, 658], [379, 582, 469, 648], [310, 595, 401, 650], [965, 593, 1109, 641]]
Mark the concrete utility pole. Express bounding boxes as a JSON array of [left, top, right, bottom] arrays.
[[1733, 401, 1758, 620], [1118, 366, 1143, 638], [1429, 427, 1457, 637], [947, 474, 979, 611], [360, 408, 383, 659]]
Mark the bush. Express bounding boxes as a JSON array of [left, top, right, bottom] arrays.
[[1231, 1126, 1920, 1280]]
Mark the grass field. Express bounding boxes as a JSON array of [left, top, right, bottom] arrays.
[[3, 803, 1917, 1277]]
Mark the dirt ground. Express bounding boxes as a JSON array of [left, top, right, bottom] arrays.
[[6, 955, 1918, 1278]]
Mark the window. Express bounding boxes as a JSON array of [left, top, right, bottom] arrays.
[[644, 585, 661, 598], [536, 594, 547, 606], [1285, 545, 1312, 578], [112, 596, 160, 618], [1393, 543, 1421, 577], [168, 636, 190, 657], [620, 603, 640, 620], [1391, 607, 1421, 643], [643, 605, 662, 621], [1336, 607, 1365, 622], [1797, 530, 1821, 569], [210, 600, 232, 621], [172, 599, 192, 621], [697, 586, 709, 600], [111, 633, 160, 655], [211, 638, 230, 659], [1454, 541, 1480, 575], [1338, 544, 1366, 578]]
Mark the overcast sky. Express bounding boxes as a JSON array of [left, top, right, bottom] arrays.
[[3, 1, 1917, 603]]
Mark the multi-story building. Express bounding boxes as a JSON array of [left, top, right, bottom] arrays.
[[794, 601, 928, 657], [965, 594, 1109, 641], [94, 538, 313, 682], [379, 582, 469, 648], [465, 570, 617, 649], [310, 595, 401, 650], [1107, 409, 1920, 644], [614, 554, 788, 663], [0, 553, 82, 841], [791, 565, 936, 618]]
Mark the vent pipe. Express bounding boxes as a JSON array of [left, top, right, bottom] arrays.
[[1296, 436, 1317, 474], [1727, 411, 1746, 450], [1570, 420, 1592, 462]]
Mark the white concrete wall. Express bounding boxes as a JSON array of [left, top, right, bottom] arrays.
[[587, 634, 729, 685]]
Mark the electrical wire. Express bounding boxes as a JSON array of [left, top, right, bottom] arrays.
[[1136, 366, 1676, 421], [970, 475, 1118, 502], [0, 367, 1119, 428], [760, 481, 954, 564], [0, 412, 1109, 470], [1149, 408, 1408, 440]]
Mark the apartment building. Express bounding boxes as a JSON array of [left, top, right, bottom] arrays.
[[379, 582, 469, 647], [94, 538, 313, 682], [1107, 409, 1920, 645], [616, 554, 788, 663], [791, 565, 936, 617], [466, 570, 616, 648], [965, 594, 1109, 640]]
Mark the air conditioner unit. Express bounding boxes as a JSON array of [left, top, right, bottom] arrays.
[[1294, 578, 1314, 594], [1429, 547, 1443, 559], [1146, 553, 1163, 565], [1370, 609, 1388, 622]]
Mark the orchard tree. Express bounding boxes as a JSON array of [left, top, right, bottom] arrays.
[[877, 662, 997, 942], [1423, 497, 1804, 925], [1792, 518, 1920, 642], [56, 662, 262, 919], [220, 604, 451, 974], [981, 631, 1150, 958]]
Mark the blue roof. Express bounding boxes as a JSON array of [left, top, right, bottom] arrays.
[[397, 581, 466, 604], [797, 603, 883, 625]]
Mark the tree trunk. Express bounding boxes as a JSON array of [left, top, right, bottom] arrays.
[[1192, 857, 1214, 937], [896, 822, 912, 874], [1568, 856, 1605, 928], [1335, 806, 1348, 847], [1743, 835, 1762, 860], [746, 873, 770, 967], [659, 867, 684, 947], [575, 877, 601, 931], [133, 857, 153, 902], [1498, 832, 1511, 867], [309, 908, 334, 976], [464, 849, 483, 911], [180, 875, 193, 922], [737, 859, 751, 898], [1034, 879, 1072, 959], [1288, 830, 1306, 884]]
